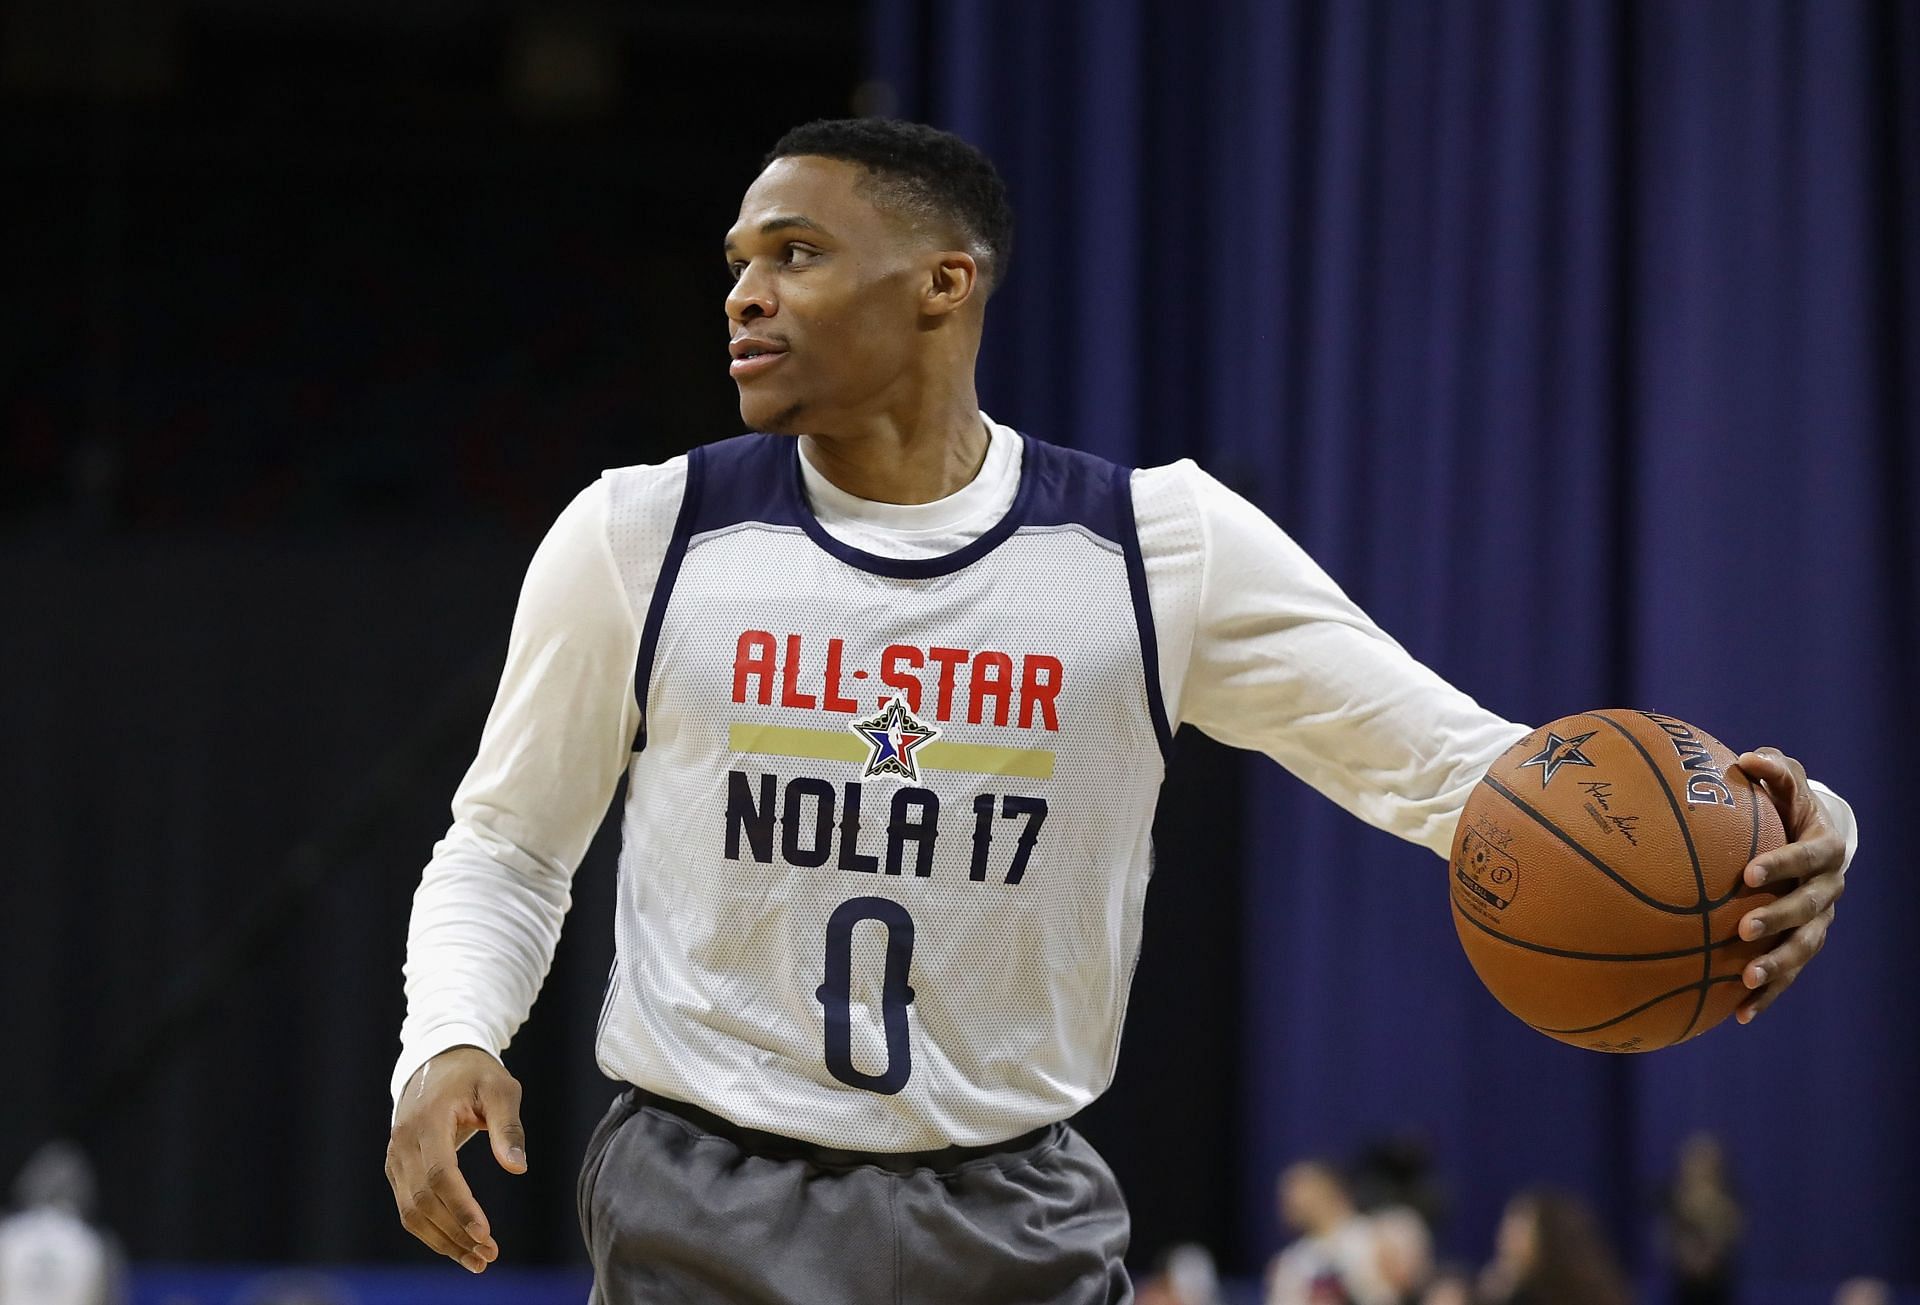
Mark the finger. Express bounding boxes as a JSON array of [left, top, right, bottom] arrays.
[[392, 1138, 496, 1263], [1744, 828, 1845, 889], [1735, 971, 1794, 1024], [1734, 749, 1796, 804], [1743, 936, 1812, 1028], [1735, 917, 1820, 1020], [1741, 907, 1833, 991], [1736, 746, 1801, 779], [478, 1074, 529, 1174], [404, 1126, 498, 1258], [425, 1154, 500, 1258], [397, 1197, 465, 1259], [397, 1189, 492, 1272], [1737, 749, 1819, 837], [1740, 863, 1844, 940]]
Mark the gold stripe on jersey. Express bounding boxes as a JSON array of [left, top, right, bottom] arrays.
[[728, 722, 1056, 780]]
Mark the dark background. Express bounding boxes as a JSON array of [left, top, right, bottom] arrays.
[[3, 0, 1915, 1298]]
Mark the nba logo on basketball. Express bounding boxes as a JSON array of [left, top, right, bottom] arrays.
[[1454, 820, 1519, 914]]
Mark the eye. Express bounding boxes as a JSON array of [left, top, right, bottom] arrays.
[[727, 260, 746, 281], [784, 243, 819, 266]]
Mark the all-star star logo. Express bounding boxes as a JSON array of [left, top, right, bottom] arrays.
[[1519, 729, 1599, 787], [849, 696, 940, 782]]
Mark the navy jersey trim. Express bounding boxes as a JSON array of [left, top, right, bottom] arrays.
[[631, 451, 706, 752], [1112, 462, 1174, 761], [688, 434, 803, 533], [1020, 435, 1129, 537], [680, 431, 1145, 578]]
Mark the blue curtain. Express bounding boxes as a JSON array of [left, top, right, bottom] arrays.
[[871, 0, 1917, 1286]]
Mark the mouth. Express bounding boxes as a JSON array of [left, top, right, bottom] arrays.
[[729, 339, 789, 380]]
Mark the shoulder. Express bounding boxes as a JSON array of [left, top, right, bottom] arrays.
[[601, 449, 694, 508], [1019, 432, 1129, 478], [1129, 457, 1210, 511], [574, 454, 691, 594], [1132, 456, 1257, 516], [1014, 435, 1143, 543], [1126, 458, 1217, 569], [612, 433, 821, 538], [1133, 457, 1314, 565]]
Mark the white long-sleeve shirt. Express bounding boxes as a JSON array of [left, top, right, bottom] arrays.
[[392, 415, 1858, 1107]]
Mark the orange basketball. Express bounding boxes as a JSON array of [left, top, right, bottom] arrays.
[[1449, 709, 1786, 1053]]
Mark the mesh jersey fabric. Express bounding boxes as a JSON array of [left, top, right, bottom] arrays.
[[598, 431, 1167, 1150]]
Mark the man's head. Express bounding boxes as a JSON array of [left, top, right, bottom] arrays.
[[723, 118, 1013, 435]]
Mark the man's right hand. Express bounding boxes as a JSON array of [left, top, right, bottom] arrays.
[[385, 1045, 528, 1273]]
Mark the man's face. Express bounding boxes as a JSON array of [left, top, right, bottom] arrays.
[[723, 156, 931, 434]]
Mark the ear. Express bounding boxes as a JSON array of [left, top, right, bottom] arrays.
[[923, 251, 980, 318]]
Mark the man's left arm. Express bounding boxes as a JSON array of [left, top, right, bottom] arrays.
[[1142, 461, 1858, 1025]]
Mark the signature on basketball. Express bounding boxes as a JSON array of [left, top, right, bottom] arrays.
[[1583, 799, 1641, 847]]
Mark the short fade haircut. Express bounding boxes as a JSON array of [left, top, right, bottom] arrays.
[[765, 118, 1015, 292]]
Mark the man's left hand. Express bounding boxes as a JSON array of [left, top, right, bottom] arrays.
[[1732, 747, 1849, 1024]]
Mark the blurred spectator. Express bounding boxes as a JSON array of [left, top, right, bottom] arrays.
[[1349, 1136, 1448, 1236], [1135, 1243, 1226, 1305], [1374, 1205, 1436, 1297], [1418, 1267, 1475, 1305], [1478, 1188, 1631, 1305], [1264, 1160, 1398, 1305], [0, 1141, 125, 1305], [1660, 1132, 1743, 1305], [1368, 1204, 1434, 1302], [1348, 1137, 1440, 1303], [1833, 1280, 1892, 1305]]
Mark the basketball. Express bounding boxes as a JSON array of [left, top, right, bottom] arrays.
[[1449, 709, 1787, 1053]]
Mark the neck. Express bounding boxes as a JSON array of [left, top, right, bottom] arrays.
[[796, 387, 989, 505]]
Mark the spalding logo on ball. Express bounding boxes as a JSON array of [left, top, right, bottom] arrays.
[[1449, 709, 1785, 1053]]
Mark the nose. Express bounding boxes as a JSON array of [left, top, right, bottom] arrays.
[[726, 264, 775, 325]]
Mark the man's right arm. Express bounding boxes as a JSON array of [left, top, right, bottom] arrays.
[[386, 471, 657, 1272], [392, 476, 641, 1100]]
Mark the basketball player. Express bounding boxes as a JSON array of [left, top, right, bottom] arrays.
[[384, 120, 1857, 1302]]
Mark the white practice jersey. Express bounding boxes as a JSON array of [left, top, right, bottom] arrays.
[[601, 431, 1166, 1149], [391, 416, 1858, 1148]]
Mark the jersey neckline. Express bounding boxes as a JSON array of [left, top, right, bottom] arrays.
[[780, 431, 1038, 579]]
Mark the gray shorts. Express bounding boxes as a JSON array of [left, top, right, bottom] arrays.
[[576, 1087, 1133, 1304]]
